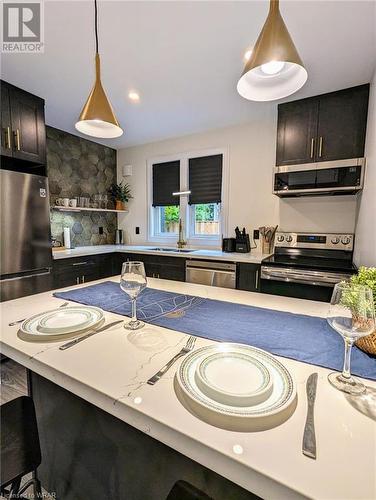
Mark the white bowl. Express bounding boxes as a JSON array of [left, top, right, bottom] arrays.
[[194, 350, 273, 407]]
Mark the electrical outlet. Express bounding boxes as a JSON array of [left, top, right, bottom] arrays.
[[253, 229, 260, 240], [99, 226, 104, 235], [135, 227, 140, 235]]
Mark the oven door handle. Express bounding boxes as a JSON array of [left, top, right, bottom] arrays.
[[261, 266, 351, 286]]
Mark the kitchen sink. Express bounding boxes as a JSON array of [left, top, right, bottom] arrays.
[[150, 247, 196, 253]]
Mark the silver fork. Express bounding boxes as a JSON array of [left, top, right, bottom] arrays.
[[147, 336, 196, 385], [8, 302, 69, 326]]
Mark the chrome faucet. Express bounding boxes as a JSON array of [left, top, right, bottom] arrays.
[[177, 218, 187, 248]]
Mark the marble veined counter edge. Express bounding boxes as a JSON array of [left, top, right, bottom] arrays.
[[52, 244, 270, 263], [1, 279, 375, 500]]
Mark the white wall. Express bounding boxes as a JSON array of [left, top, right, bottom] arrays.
[[117, 111, 358, 247], [354, 72, 376, 267]]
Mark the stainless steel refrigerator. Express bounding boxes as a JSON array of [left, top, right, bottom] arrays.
[[1, 169, 52, 302]]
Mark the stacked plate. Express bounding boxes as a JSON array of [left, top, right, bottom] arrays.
[[19, 306, 104, 341], [175, 343, 297, 431]]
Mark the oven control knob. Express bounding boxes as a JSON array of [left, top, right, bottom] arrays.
[[331, 237, 340, 244], [277, 235, 284, 242], [341, 236, 351, 245], [285, 235, 293, 243]]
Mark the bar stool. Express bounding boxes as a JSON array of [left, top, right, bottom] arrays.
[[166, 480, 213, 500], [1, 396, 42, 499]]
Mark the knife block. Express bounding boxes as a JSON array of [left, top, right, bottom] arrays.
[[235, 234, 250, 253]]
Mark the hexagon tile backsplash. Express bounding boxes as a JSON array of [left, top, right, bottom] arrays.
[[47, 126, 117, 247]]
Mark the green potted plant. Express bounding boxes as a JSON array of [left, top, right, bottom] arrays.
[[342, 266, 376, 355], [108, 182, 132, 210]]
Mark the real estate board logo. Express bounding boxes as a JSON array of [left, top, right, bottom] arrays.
[[2, 1, 44, 53]]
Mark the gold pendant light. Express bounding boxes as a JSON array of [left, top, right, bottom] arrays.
[[237, 0, 307, 102], [75, 0, 123, 138]]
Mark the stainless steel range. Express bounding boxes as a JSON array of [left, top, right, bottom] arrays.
[[260, 232, 356, 302]]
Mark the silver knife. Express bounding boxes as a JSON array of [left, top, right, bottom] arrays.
[[302, 372, 318, 459], [59, 320, 123, 350]]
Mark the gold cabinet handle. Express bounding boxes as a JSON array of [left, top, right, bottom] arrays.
[[5, 127, 11, 149], [14, 129, 21, 151], [310, 138, 315, 159], [318, 136, 323, 157]]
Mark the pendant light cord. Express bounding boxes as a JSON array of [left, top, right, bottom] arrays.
[[94, 0, 99, 54]]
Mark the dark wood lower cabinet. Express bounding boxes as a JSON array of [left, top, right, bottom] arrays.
[[52, 253, 115, 289], [116, 252, 186, 282], [53, 252, 262, 293], [53, 252, 187, 290], [236, 263, 261, 292], [31, 371, 259, 500]]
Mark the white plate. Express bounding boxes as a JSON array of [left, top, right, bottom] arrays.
[[37, 308, 94, 334], [195, 350, 273, 407], [19, 306, 104, 341], [175, 343, 297, 432]]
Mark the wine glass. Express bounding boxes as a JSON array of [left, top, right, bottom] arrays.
[[327, 282, 375, 395], [120, 261, 147, 330]]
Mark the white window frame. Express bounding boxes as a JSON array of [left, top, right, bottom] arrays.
[[147, 147, 229, 247], [153, 205, 180, 239], [188, 202, 222, 242]]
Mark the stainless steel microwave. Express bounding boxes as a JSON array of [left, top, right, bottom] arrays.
[[273, 158, 365, 197]]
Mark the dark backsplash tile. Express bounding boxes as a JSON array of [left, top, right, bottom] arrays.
[[47, 126, 117, 247]]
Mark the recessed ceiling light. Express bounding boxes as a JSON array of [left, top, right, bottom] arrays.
[[233, 444, 244, 455], [244, 49, 253, 61], [128, 91, 140, 102]]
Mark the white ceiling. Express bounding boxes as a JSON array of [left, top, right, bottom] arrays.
[[2, 0, 375, 149]]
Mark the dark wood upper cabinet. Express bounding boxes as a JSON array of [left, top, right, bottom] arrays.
[[276, 84, 369, 166], [316, 86, 369, 162], [276, 98, 318, 166], [1, 83, 12, 157], [1, 80, 46, 165]]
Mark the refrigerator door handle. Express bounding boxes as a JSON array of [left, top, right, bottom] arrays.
[[1, 269, 51, 283]]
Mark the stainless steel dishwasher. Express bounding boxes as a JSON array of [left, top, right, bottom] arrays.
[[186, 260, 236, 289]]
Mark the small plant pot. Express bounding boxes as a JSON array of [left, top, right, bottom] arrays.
[[115, 200, 125, 211]]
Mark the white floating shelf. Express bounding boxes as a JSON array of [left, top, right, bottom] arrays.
[[51, 206, 128, 214]]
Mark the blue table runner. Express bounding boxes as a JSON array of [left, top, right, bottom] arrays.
[[54, 281, 376, 381]]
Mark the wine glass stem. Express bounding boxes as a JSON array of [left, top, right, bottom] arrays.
[[131, 297, 137, 323], [342, 338, 353, 379]]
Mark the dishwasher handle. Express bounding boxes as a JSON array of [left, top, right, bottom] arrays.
[[186, 260, 236, 272], [187, 267, 235, 276]]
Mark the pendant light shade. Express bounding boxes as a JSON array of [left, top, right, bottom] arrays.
[[75, 0, 123, 138], [75, 54, 123, 138], [237, 0, 307, 102]]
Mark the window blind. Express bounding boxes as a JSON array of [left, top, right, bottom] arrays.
[[189, 154, 223, 205], [152, 160, 180, 207]]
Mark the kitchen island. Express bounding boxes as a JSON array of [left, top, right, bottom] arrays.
[[1, 278, 375, 500]]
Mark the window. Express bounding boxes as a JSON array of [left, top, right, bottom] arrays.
[[149, 149, 227, 245], [190, 203, 221, 237], [154, 205, 180, 235]]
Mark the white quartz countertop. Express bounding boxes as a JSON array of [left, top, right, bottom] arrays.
[[1, 279, 375, 500], [52, 244, 270, 264]]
